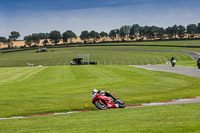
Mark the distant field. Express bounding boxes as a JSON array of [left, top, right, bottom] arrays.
[[0, 46, 192, 67], [105, 40, 200, 46], [1, 103, 200, 133], [1, 39, 200, 49], [1, 39, 200, 52], [1, 65, 200, 117]]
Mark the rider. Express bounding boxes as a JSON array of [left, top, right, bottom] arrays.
[[170, 56, 176, 67], [92, 89, 98, 99], [92, 89, 117, 100]]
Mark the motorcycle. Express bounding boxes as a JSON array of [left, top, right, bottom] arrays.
[[171, 59, 176, 67], [197, 58, 200, 69], [92, 91, 126, 110]]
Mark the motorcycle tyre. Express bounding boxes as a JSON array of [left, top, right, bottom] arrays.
[[116, 99, 126, 108], [94, 100, 107, 110]]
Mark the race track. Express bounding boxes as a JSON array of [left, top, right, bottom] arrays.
[[130, 65, 200, 78]]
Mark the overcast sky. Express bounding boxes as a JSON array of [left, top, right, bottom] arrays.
[[0, 0, 200, 39]]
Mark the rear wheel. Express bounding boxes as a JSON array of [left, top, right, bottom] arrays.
[[172, 62, 175, 67], [94, 100, 107, 110], [115, 99, 126, 108]]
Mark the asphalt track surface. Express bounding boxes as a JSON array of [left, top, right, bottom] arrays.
[[130, 65, 200, 78], [130, 49, 200, 60]]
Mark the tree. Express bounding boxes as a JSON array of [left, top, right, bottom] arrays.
[[42, 39, 49, 46], [9, 31, 20, 41], [150, 26, 159, 39], [187, 24, 197, 39], [109, 29, 117, 41], [177, 25, 186, 39], [62, 30, 76, 43], [119, 25, 131, 41], [0, 37, 7, 47], [24, 35, 33, 47], [31, 34, 40, 46], [172, 25, 178, 39], [99, 31, 108, 42], [0, 37, 7, 43], [129, 24, 140, 39], [80, 30, 89, 43], [143, 26, 150, 39], [157, 27, 165, 40], [24, 34, 40, 47], [138, 26, 146, 40], [6, 39, 14, 48], [38, 33, 49, 39], [89, 30, 99, 43], [165, 27, 173, 39], [49, 30, 61, 45], [0, 37, 14, 48], [145, 26, 156, 39]]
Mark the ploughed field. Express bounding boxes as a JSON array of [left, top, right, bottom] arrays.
[[1, 65, 200, 117]]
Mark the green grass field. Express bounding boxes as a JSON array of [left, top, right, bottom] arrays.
[[1, 65, 200, 117], [1, 41, 200, 133], [128, 40, 200, 46], [79, 40, 200, 46], [1, 103, 200, 133], [0, 46, 193, 67], [176, 60, 198, 67]]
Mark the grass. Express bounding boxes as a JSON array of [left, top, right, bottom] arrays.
[[0, 65, 200, 117], [80, 40, 200, 46], [0, 46, 192, 67], [177, 60, 198, 67], [1, 103, 200, 133], [0, 43, 200, 132], [186, 47, 200, 53], [127, 40, 200, 46]]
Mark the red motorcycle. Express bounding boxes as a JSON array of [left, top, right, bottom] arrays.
[[92, 90, 126, 110]]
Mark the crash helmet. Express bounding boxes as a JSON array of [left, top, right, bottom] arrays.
[[92, 89, 98, 94]]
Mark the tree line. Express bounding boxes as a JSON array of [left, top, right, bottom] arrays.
[[1, 23, 200, 48], [0, 31, 20, 48]]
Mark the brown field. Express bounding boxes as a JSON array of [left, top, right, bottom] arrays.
[[0, 34, 200, 49]]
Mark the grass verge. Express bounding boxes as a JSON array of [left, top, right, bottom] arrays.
[[1, 103, 200, 133]]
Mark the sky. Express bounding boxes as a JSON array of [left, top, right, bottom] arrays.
[[0, 0, 200, 39]]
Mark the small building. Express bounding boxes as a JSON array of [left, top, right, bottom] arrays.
[[71, 58, 84, 65], [70, 54, 97, 65]]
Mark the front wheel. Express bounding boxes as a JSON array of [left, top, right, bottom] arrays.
[[172, 63, 175, 67], [115, 99, 126, 108], [94, 100, 107, 110]]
